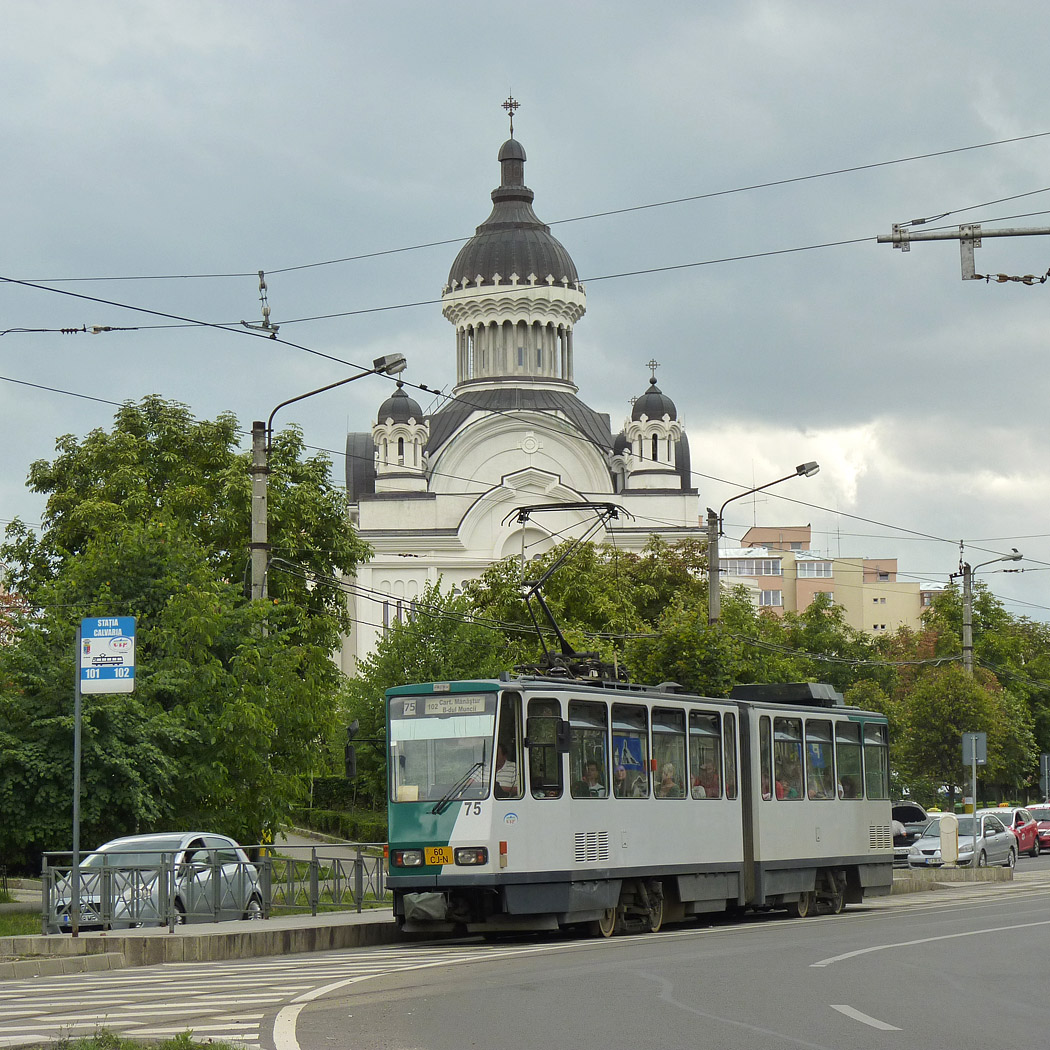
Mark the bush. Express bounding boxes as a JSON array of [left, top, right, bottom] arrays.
[[291, 807, 387, 843]]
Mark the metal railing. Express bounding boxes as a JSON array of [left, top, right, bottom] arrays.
[[40, 843, 388, 934], [262, 844, 387, 915]]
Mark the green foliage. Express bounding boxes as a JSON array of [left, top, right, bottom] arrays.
[[0, 399, 369, 867], [291, 807, 387, 842]]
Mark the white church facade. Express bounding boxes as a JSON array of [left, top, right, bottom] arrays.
[[340, 132, 700, 673]]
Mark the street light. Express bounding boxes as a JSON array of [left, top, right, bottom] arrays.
[[250, 353, 407, 601], [706, 461, 820, 624], [960, 548, 1022, 673]]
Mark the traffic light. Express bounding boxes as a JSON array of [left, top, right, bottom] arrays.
[[344, 720, 360, 779]]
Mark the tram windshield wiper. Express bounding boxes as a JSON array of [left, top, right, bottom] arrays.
[[431, 760, 484, 815]]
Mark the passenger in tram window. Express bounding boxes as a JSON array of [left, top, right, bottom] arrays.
[[839, 774, 859, 799], [584, 760, 606, 796], [657, 763, 682, 798], [761, 771, 772, 800], [775, 777, 787, 800], [613, 765, 629, 798], [493, 743, 518, 798], [694, 761, 719, 798]]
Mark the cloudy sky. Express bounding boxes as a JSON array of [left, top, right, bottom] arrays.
[[3, 2, 1049, 620]]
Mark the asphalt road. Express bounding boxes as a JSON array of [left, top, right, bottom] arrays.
[[294, 883, 1050, 1050]]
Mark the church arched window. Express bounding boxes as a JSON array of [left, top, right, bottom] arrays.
[[397, 437, 405, 465], [652, 434, 659, 461]]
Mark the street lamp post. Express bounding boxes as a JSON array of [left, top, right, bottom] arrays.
[[250, 353, 407, 601], [706, 461, 820, 625], [960, 548, 1022, 673]]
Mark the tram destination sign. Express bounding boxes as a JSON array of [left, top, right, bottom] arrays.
[[80, 616, 135, 694]]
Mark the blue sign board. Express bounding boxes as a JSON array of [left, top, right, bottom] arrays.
[[80, 617, 135, 694]]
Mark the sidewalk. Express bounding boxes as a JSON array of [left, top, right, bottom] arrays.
[[3, 865, 1047, 982]]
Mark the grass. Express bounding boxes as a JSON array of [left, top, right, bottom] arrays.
[[0, 912, 40, 938], [0, 889, 13, 904], [39, 1029, 241, 1050]]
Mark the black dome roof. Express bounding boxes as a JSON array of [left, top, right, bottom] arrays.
[[376, 382, 423, 424], [447, 138, 579, 289], [632, 377, 677, 422], [612, 431, 630, 455]]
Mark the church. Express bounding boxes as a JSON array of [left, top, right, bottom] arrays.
[[340, 121, 701, 673]]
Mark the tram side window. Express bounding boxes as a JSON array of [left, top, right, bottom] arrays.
[[805, 719, 835, 800], [569, 700, 609, 798], [652, 708, 686, 798], [494, 694, 523, 799], [759, 716, 773, 799], [688, 711, 721, 799], [612, 703, 650, 797], [527, 698, 563, 799], [863, 723, 890, 799], [724, 712, 738, 799], [835, 722, 862, 798], [773, 717, 804, 800]]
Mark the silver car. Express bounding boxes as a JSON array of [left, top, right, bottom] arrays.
[[47, 832, 263, 933], [907, 814, 1016, 869]]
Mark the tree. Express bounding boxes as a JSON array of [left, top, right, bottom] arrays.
[[0, 398, 369, 866]]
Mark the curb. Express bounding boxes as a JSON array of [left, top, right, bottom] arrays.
[[0, 951, 124, 981]]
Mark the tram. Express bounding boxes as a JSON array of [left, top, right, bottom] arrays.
[[386, 675, 893, 935]]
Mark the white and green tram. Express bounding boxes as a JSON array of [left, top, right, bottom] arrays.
[[387, 675, 893, 935]]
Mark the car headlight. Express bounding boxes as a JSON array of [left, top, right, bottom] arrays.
[[909, 844, 921, 855], [391, 849, 423, 867]]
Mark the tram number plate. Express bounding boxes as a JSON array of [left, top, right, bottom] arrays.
[[425, 846, 453, 866]]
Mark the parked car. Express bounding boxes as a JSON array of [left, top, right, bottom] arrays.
[[47, 832, 262, 933], [976, 806, 1040, 857], [1029, 805, 1050, 852], [908, 813, 1016, 869], [892, 801, 935, 867]]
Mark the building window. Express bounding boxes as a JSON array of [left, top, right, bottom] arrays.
[[517, 346, 525, 367], [797, 561, 833, 578], [878, 572, 889, 582], [789, 542, 803, 550], [652, 434, 659, 461], [725, 558, 782, 577], [760, 590, 783, 607], [536, 346, 542, 368]]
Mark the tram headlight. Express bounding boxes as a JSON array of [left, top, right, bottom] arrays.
[[454, 847, 488, 866], [391, 849, 424, 867]]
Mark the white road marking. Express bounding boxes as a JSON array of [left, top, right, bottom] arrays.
[[811, 916, 1050, 967], [831, 1004, 900, 1031]]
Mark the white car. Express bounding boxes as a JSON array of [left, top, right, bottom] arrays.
[[47, 832, 263, 933]]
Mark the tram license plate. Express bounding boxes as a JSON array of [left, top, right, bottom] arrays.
[[425, 846, 453, 866]]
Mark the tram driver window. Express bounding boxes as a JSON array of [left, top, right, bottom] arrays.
[[835, 722, 862, 798], [494, 694, 523, 799], [773, 717, 803, 800], [723, 712, 738, 799], [527, 698, 563, 799], [569, 700, 609, 798]]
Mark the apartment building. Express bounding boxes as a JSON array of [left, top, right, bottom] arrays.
[[718, 525, 923, 635]]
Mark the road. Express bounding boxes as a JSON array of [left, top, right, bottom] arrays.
[[2, 872, 1049, 1050]]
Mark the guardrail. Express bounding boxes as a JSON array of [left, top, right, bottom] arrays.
[[40, 842, 388, 933]]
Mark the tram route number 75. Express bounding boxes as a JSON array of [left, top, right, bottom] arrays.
[[462, 801, 482, 815]]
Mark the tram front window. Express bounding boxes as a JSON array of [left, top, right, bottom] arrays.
[[389, 694, 497, 803]]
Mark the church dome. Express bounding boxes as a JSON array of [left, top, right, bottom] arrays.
[[632, 377, 677, 422], [376, 382, 423, 424], [447, 138, 579, 289], [612, 431, 630, 455]]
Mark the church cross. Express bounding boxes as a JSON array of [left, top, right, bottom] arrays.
[[647, 358, 660, 382], [502, 95, 520, 136]]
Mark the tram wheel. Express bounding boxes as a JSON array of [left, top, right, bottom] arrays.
[[824, 891, 844, 915], [788, 891, 812, 919], [590, 908, 617, 938], [647, 894, 664, 933]]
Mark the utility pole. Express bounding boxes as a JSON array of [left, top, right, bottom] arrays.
[[954, 549, 1023, 674]]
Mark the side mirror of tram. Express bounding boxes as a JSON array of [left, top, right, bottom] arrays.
[[555, 719, 572, 754]]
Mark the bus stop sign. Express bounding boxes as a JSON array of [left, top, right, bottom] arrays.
[[80, 616, 135, 694]]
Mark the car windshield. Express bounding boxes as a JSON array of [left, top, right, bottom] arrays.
[[922, 817, 978, 838], [1030, 807, 1050, 821]]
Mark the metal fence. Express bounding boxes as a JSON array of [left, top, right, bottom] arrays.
[[41, 842, 388, 934], [263, 844, 387, 916]]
